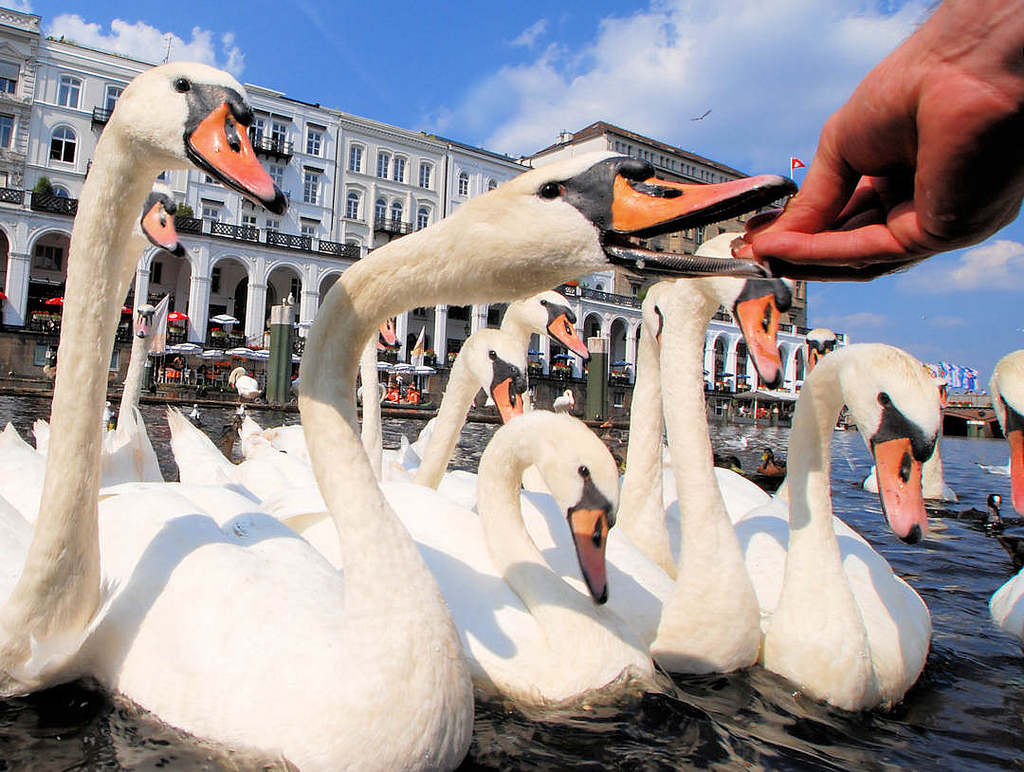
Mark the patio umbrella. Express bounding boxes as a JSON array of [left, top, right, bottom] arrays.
[[174, 342, 203, 355], [44, 297, 64, 306], [201, 349, 225, 359], [121, 306, 132, 315], [226, 347, 253, 359], [168, 312, 188, 322], [393, 363, 414, 372], [412, 365, 436, 375], [377, 362, 394, 372], [210, 314, 240, 327]]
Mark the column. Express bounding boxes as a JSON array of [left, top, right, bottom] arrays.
[[3, 251, 30, 327], [186, 274, 211, 344], [432, 304, 448, 360], [470, 303, 488, 335], [300, 287, 319, 326], [132, 266, 150, 309], [538, 334, 551, 375], [725, 334, 740, 391], [703, 333, 717, 388], [625, 322, 639, 383], [395, 311, 409, 361], [244, 280, 267, 344]]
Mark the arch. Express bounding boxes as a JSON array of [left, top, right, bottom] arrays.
[[416, 206, 429, 230], [345, 190, 360, 220], [794, 347, 806, 384], [266, 262, 303, 325], [735, 340, 750, 390], [389, 200, 403, 223], [608, 317, 628, 365], [374, 197, 386, 222], [486, 178, 497, 191], [319, 271, 342, 302], [457, 170, 469, 196], [713, 335, 727, 390], [583, 312, 602, 340], [49, 125, 77, 164], [144, 247, 192, 316], [208, 255, 250, 334], [0, 227, 9, 305]]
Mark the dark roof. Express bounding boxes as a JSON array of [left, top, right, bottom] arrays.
[[422, 133, 524, 166], [530, 120, 747, 178]]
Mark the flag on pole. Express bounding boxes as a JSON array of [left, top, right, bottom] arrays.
[[147, 295, 171, 356], [410, 326, 426, 366], [789, 157, 805, 179]]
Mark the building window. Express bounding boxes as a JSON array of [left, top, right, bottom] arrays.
[[348, 144, 363, 172], [377, 152, 390, 179], [301, 220, 318, 237], [265, 218, 280, 232], [419, 163, 432, 189], [305, 128, 323, 156], [241, 213, 257, 228], [49, 126, 77, 163], [271, 121, 288, 148], [202, 204, 221, 222], [33, 243, 63, 271], [52, 185, 70, 198], [374, 198, 386, 221], [268, 164, 284, 189], [151, 261, 163, 284], [393, 156, 406, 183], [487, 178, 497, 191], [211, 266, 221, 293], [0, 114, 12, 148], [345, 191, 360, 219], [0, 61, 17, 94], [57, 75, 81, 108], [303, 170, 320, 205], [250, 116, 265, 141], [416, 206, 429, 230], [104, 84, 123, 111], [457, 171, 469, 196], [390, 201, 403, 224]]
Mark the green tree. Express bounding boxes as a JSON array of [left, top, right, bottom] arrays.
[[32, 176, 53, 195]]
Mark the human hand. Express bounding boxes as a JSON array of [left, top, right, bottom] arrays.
[[737, 0, 1024, 281]]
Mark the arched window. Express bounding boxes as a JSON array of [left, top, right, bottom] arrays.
[[345, 191, 360, 220], [52, 185, 70, 198], [49, 126, 76, 163], [374, 198, 386, 222], [390, 201, 403, 224], [416, 206, 429, 230], [487, 178, 497, 191], [457, 171, 469, 196]]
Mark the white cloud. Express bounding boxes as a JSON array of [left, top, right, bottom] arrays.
[[46, 15, 244, 77], [901, 240, 1024, 293], [430, 0, 931, 167], [5, 1, 32, 12], [926, 315, 967, 328], [510, 19, 548, 48], [817, 311, 887, 330]]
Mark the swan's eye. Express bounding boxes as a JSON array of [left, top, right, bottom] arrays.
[[174, 78, 191, 93], [488, 350, 497, 360], [538, 182, 562, 199], [578, 465, 590, 479], [877, 392, 892, 407], [539, 299, 548, 306]]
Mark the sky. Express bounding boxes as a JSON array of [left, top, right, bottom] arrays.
[[11, 0, 1024, 386]]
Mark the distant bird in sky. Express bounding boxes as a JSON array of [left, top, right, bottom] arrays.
[[691, 109, 712, 121]]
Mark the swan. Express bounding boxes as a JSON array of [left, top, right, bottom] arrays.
[[804, 327, 837, 372], [0, 62, 478, 770], [228, 366, 260, 401], [552, 388, 576, 413], [284, 412, 657, 705], [188, 403, 201, 424], [734, 343, 937, 710], [986, 350, 1024, 639]]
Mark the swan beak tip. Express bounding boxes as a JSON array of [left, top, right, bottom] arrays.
[[872, 437, 928, 541]]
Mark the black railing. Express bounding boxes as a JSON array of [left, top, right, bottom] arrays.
[[30, 192, 78, 216], [91, 107, 112, 127], [373, 217, 412, 235], [581, 287, 641, 308], [0, 187, 23, 204], [318, 239, 360, 259], [266, 231, 311, 251], [248, 132, 293, 159], [174, 216, 203, 234], [27, 315, 61, 335], [211, 221, 259, 242], [167, 328, 188, 345], [206, 330, 246, 348], [557, 283, 581, 298]]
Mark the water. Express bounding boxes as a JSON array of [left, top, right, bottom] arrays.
[[1, 395, 1022, 769]]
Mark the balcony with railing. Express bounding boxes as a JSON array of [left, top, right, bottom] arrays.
[[91, 106, 113, 128], [373, 217, 412, 236], [265, 230, 311, 251], [248, 131, 293, 160], [174, 216, 203, 235], [0, 187, 23, 205], [210, 221, 260, 243], [318, 239, 361, 260], [30, 191, 78, 216], [580, 287, 641, 308]]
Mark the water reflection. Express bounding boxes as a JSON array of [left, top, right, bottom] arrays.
[[0, 395, 1021, 769]]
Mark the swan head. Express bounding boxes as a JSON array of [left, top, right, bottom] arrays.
[[509, 412, 619, 603], [506, 291, 590, 361], [834, 344, 940, 543], [990, 350, 1024, 513], [133, 304, 156, 339], [110, 63, 286, 213], [462, 330, 528, 423], [444, 153, 793, 299], [228, 366, 248, 387], [138, 182, 184, 257], [805, 328, 838, 373], [376, 317, 398, 350]]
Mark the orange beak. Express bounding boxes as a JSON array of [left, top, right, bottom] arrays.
[[377, 318, 398, 350], [1008, 429, 1024, 514], [140, 201, 183, 256], [490, 378, 524, 424], [568, 507, 611, 603], [938, 384, 948, 408], [734, 294, 783, 389], [547, 313, 589, 361], [187, 103, 285, 213], [610, 173, 794, 238], [807, 348, 821, 373], [872, 437, 928, 543]]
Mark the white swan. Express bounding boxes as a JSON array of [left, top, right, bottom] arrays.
[[735, 343, 936, 710], [0, 62, 476, 770], [987, 350, 1024, 639], [553, 388, 575, 413], [228, 366, 260, 401]]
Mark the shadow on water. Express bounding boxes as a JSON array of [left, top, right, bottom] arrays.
[[3, 395, 1024, 769]]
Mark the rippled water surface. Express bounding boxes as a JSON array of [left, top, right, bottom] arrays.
[[1, 395, 1022, 770]]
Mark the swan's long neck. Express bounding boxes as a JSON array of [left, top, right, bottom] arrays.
[[618, 319, 675, 576], [413, 347, 484, 489], [358, 340, 383, 479], [117, 239, 152, 427], [0, 132, 154, 680], [651, 284, 760, 673]]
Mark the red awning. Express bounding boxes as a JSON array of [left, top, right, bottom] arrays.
[[44, 297, 64, 306], [121, 306, 132, 314], [168, 312, 189, 322]]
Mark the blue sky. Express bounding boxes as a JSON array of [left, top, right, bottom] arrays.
[[13, 0, 1024, 385]]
